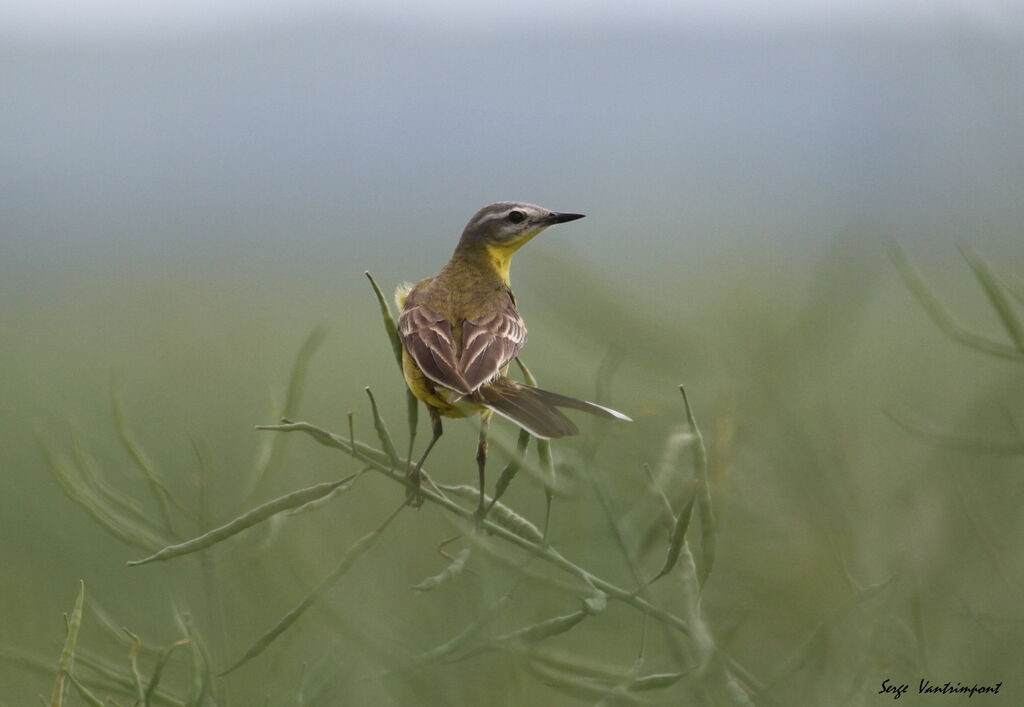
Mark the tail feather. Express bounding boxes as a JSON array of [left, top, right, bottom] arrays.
[[472, 378, 631, 439], [522, 384, 634, 423], [474, 381, 578, 438]]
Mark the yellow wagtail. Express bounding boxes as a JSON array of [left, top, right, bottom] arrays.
[[395, 201, 631, 521]]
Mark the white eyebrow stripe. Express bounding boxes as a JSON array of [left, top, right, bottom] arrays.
[[473, 209, 510, 227]]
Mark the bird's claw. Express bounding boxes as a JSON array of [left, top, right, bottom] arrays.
[[472, 501, 488, 531], [405, 469, 425, 508]]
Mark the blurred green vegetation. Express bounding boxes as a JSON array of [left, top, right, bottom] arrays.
[[2, 229, 1022, 704], [3, 11, 1023, 703]]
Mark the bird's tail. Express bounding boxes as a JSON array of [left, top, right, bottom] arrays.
[[472, 378, 632, 439]]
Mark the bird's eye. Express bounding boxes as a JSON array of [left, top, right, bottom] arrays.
[[507, 210, 526, 224]]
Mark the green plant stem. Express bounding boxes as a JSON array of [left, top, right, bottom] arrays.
[[888, 243, 1024, 362], [245, 326, 328, 501], [219, 502, 406, 676], [50, 580, 84, 707], [259, 419, 693, 639], [128, 477, 359, 565]]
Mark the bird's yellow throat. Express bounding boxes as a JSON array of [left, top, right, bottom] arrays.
[[481, 231, 540, 283]]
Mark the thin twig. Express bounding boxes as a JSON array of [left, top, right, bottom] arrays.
[[259, 419, 694, 639]]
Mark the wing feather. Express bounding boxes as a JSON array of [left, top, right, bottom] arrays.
[[459, 307, 527, 391], [398, 306, 473, 395], [398, 299, 526, 395]]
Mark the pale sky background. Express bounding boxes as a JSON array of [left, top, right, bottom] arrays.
[[4, 0, 1022, 270], [2, 0, 1021, 38]]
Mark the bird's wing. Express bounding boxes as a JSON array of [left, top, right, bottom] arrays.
[[398, 305, 474, 395], [398, 301, 527, 395], [459, 304, 528, 392]]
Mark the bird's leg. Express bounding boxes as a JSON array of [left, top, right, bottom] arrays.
[[408, 406, 442, 508], [473, 411, 492, 528]]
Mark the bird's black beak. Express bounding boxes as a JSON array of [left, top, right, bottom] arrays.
[[546, 212, 586, 224]]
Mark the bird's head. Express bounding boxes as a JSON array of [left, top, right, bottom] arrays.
[[457, 202, 585, 255]]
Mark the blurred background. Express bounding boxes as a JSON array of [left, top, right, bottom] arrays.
[[2, 1, 1023, 704]]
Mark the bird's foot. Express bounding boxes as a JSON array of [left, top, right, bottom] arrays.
[[405, 468, 425, 509], [472, 500, 488, 531]]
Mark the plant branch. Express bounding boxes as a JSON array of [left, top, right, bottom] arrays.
[[258, 418, 695, 640]]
